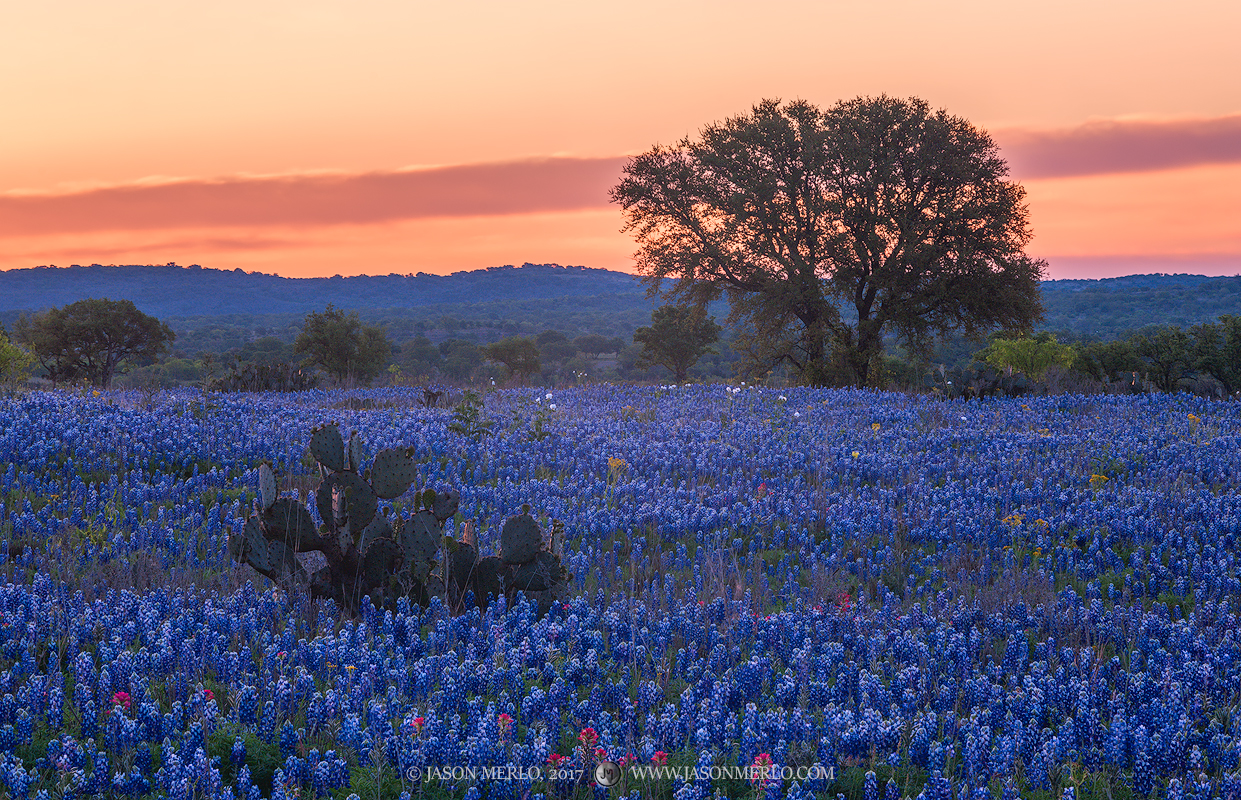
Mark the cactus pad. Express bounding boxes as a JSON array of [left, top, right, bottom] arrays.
[[309, 423, 345, 472], [345, 431, 366, 473], [357, 514, 393, 555], [316, 472, 378, 532], [421, 574, 445, 599], [227, 524, 248, 560], [501, 512, 542, 565], [400, 510, 441, 582], [258, 462, 277, 511], [265, 540, 301, 583], [509, 551, 563, 593], [447, 542, 479, 593], [473, 556, 504, 604], [262, 498, 323, 552], [241, 516, 280, 578], [431, 489, 460, 522], [361, 537, 401, 587], [370, 448, 419, 499]]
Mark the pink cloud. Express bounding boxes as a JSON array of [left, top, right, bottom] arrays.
[[0, 156, 627, 235], [996, 114, 1241, 179]]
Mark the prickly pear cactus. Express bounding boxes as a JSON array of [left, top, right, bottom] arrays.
[[370, 447, 418, 500], [400, 510, 441, 582], [445, 509, 572, 613], [501, 511, 543, 565], [309, 423, 345, 472], [230, 421, 572, 616], [258, 461, 277, 512]]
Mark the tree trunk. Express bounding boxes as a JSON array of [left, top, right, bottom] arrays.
[[851, 318, 884, 388]]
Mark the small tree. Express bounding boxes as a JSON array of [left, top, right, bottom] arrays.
[[1134, 325, 1191, 392], [1190, 316, 1241, 395], [573, 334, 619, 359], [633, 305, 721, 383], [294, 305, 390, 387], [0, 328, 35, 394], [439, 339, 484, 383], [15, 298, 174, 389], [485, 337, 541, 384], [980, 333, 1075, 381]]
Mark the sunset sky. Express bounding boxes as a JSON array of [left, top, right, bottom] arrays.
[[2, 0, 1238, 280]]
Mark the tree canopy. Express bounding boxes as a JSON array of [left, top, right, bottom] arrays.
[[611, 96, 1045, 387], [485, 336, 541, 383], [294, 305, 390, 387], [980, 333, 1075, 382], [15, 298, 174, 389], [633, 305, 721, 383], [0, 327, 34, 394]]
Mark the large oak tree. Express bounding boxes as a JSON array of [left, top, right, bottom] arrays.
[[15, 298, 174, 389], [611, 96, 1046, 386]]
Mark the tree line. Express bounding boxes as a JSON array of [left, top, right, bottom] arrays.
[[4, 295, 1241, 400], [4, 94, 1236, 395]]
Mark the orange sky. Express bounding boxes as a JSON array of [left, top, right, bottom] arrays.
[[2, 0, 1239, 280]]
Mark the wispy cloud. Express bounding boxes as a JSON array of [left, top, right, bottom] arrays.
[[997, 114, 1241, 179], [0, 157, 627, 235]]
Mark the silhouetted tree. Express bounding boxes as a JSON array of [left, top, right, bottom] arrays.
[[397, 335, 442, 380], [612, 96, 1045, 387], [15, 298, 174, 389]]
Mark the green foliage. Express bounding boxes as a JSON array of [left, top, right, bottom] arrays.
[[1071, 339, 1143, 384], [980, 333, 1075, 381], [1133, 324, 1191, 392], [448, 390, 494, 439], [294, 304, 391, 387], [573, 333, 624, 357], [0, 329, 34, 393], [14, 297, 174, 389], [210, 358, 319, 392], [207, 727, 281, 794], [395, 334, 441, 381], [485, 336, 541, 382], [1188, 315, 1241, 394], [612, 96, 1045, 388], [437, 338, 484, 383], [633, 305, 721, 383]]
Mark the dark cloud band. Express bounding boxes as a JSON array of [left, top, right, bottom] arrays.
[[0, 156, 628, 235], [997, 114, 1241, 179]]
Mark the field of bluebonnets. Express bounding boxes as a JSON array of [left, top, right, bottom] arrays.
[[0, 384, 1238, 800]]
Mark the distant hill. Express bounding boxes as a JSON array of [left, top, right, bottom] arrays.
[[1039, 273, 1241, 339], [1, 262, 1239, 344], [0, 262, 643, 317]]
